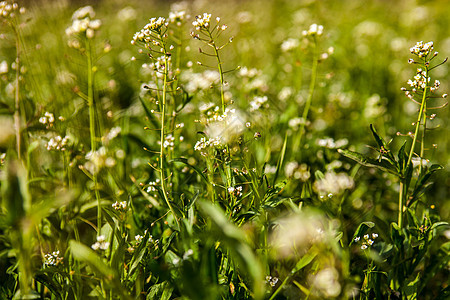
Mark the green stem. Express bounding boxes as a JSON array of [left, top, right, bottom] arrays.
[[160, 51, 179, 229], [209, 32, 226, 113], [13, 25, 21, 160], [398, 181, 404, 229], [86, 39, 102, 235], [297, 37, 319, 149], [406, 72, 428, 168], [419, 101, 427, 175]]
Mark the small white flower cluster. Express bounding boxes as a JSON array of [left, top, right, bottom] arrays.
[[0, 153, 5, 165], [105, 126, 121, 142], [407, 68, 430, 91], [66, 6, 101, 41], [314, 171, 354, 196], [227, 186, 243, 197], [91, 235, 110, 251], [302, 24, 324, 37], [285, 161, 311, 181], [430, 79, 440, 92], [238, 67, 261, 78], [316, 137, 348, 149], [131, 17, 167, 47], [249, 95, 269, 111], [84, 147, 116, 174], [194, 136, 222, 152], [281, 38, 299, 52], [146, 179, 160, 193], [182, 70, 220, 93], [0, 1, 25, 19], [112, 201, 127, 211], [0, 60, 8, 74], [44, 250, 63, 267], [161, 134, 175, 149], [39, 112, 55, 128], [310, 267, 341, 298], [265, 275, 279, 287], [46, 135, 70, 151], [169, 10, 186, 25], [409, 41, 434, 58], [288, 117, 307, 130], [354, 233, 378, 250], [192, 13, 211, 30]]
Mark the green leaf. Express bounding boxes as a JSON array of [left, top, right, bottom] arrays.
[[338, 149, 399, 176], [69, 240, 114, 279], [397, 141, 408, 175], [349, 221, 375, 246], [172, 157, 209, 184], [291, 252, 317, 274], [147, 282, 173, 300], [273, 131, 288, 186], [138, 95, 160, 129], [408, 164, 443, 206], [370, 124, 396, 163]]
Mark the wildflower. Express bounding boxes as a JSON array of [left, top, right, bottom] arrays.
[[303, 23, 324, 37], [266, 276, 279, 287], [361, 244, 368, 250], [66, 6, 102, 40], [310, 267, 341, 297], [112, 201, 127, 211], [46, 135, 70, 151], [409, 41, 434, 57], [314, 171, 354, 196], [354, 236, 360, 242], [0, 60, 8, 74], [270, 211, 329, 258], [281, 38, 299, 52], [44, 250, 63, 267], [192, 13, 211, 30], [0, 1, 25, 20], [249, 95, 268, 111], [91, 235, 110, 251], [131, 17, 168, 47]]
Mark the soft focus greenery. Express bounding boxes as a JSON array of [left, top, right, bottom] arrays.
[[0, 0, 448, 299]]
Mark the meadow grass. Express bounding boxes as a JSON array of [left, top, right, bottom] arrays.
[[0, 0, 449, 299]]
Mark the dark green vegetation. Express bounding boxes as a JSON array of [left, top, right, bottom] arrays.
[[0, 0, 449, 299]]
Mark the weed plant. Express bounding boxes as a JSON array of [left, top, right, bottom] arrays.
[[0, 0, 449, 299]]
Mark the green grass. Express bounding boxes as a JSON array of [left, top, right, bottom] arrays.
[[0, 0, 449, 299]]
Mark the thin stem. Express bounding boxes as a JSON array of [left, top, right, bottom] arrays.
[[406, 71, 428, 168], [419, 101, 427, 175], [86, 39, 102, 236], [398, 181, 404, 229], [208, 31, 225, 113], [13, 25, 21, 160], [160, 52, 180, 228], [297, 37, 319, 149]]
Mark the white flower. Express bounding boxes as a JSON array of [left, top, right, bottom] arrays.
[[0, 61, 8, 74], [91, 235, 110, 251], [281, 38, 299, 52]]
